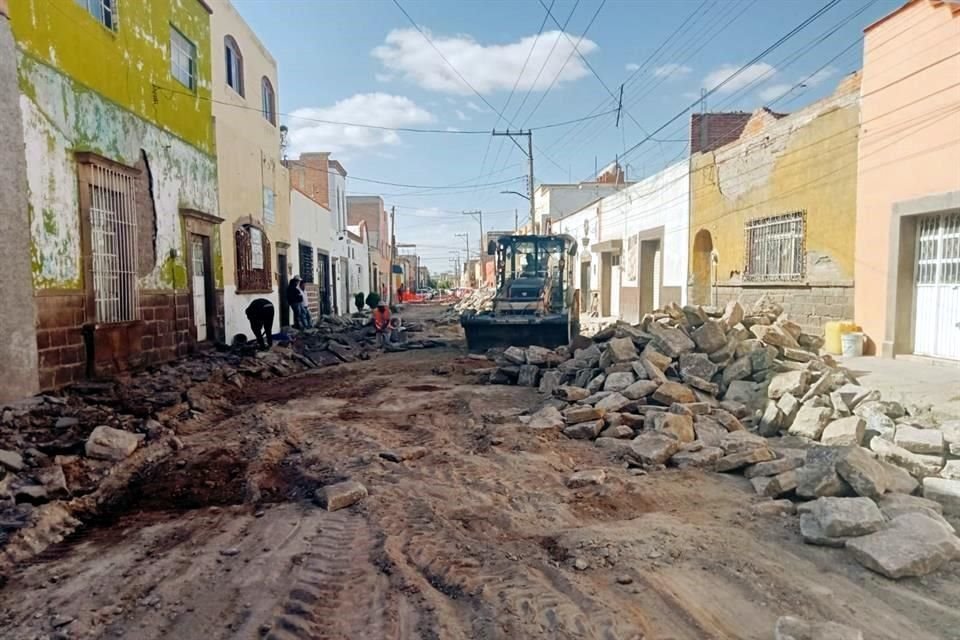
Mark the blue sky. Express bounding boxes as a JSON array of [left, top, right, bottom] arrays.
[[233, 0, 901, 272]]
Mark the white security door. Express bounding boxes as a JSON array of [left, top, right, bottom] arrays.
[[191, 235, 207, 341], [610, 256, 621, 318], [914, 212, 960, 360]]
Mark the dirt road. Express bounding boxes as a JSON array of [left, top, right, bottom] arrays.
[[2, 305, 958, 639]]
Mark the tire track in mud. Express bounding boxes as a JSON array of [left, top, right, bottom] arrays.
[[263, 512, 388, 640]]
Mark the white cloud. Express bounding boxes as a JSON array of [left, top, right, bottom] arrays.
[[455, 109, 469, 121], [466, 101, 486, 113], [625, 62, 640, 72], [756, 66, 837, 102], [757, 83, 793, 102], [653, 63, 692, 78], [372, 28, 598, 95], [286, 93, 434, 156], [703, 62, 776, 94]]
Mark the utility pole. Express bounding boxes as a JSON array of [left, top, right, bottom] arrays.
[[492, 129, 535, 233], [514, 208, 518, 232], [390, 205, 396, 305], [454, 231, 469, 287], [462, 209, 483, 284]]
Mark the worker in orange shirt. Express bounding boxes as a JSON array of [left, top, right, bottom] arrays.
[[373, 301, 392, 348]]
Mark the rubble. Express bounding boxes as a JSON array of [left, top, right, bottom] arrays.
[[480, 298, 960, 580], [845, 513, 960, 579], [316, 480, 368, 511], [774, 616, 863, 640]]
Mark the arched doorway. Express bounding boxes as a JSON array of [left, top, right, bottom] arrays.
[[692, 229, 713, 306]]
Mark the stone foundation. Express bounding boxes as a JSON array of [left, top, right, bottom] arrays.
[[712, 283, 854, 335]]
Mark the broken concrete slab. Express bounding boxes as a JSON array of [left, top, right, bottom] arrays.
[[808, 497, 885, 537], [846, 512, 960, 579], [923, 477, 960, 515], [835, 446, 888, 498], [788, 406, 832, 441], [85, 426, 143, 462], [566, 469, 607, 489], [820, 417, 865, 447], [894, 425, 944, 456], [316, 480, 368, 511]]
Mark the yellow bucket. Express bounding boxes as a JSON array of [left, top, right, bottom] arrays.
[[825, 321, 859, 355]]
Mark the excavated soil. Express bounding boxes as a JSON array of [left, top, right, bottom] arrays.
[[1, 305, 960, 639]]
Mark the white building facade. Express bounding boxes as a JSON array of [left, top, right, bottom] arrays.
[[347, 223, 371, 309]]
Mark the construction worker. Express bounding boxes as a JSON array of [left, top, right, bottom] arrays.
[[373, 301, 392, 348], [244, 298, 274, 349], [286, 276, 305, 329]]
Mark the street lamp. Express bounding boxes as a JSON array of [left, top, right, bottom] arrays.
[[500, 190, 530, 201]]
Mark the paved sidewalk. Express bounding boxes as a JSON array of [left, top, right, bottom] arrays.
[[842, 356, 960, 418]]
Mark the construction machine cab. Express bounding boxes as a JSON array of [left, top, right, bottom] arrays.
[[462, 234, 579, 351]]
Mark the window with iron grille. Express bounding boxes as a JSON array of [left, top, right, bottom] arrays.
[[82, 160, 139, 323], [744, 211, 806, 282], [236, 225, 272, 292], [76, 0, 116, 30], [299, 243, 314, 283], [170, 26, 196, 90]]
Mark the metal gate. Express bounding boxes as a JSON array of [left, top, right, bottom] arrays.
[[191, 235, 207, 341], [914, 212, 960, 360]]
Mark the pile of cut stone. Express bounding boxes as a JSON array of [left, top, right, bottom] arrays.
[[294, 314, 444, 366], [483, 297, 960, 579]]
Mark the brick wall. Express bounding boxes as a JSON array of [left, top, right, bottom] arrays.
[[34, 288, 217, 391], [712, 284, 854, 336], [289, 153, 331, 208], [35, 294, 87, 390]]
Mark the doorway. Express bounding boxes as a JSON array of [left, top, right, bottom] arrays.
[[189, 234, 215, 342], [692, 229, 714, 306], [639, 238, 662, 314], [331, 260, 339, 316], [317, 251, 331, 316], [580, 259, 591, 316], [278, 253, 289, 328], [913, 212, 960, 360]]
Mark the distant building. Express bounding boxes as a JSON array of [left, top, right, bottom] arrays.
[[534, 181, 631, 234], [347, 196, 391, 300], [347, 223, 370, 305]]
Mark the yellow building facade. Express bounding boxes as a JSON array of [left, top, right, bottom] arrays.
[[689, 73, 861, 334]]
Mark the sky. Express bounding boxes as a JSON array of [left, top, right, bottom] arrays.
[[233, 0, 903, 273]]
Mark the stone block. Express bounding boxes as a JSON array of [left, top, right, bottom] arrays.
[[788, 406, 832, 441], [694, 416, 727, 447], [820, 417, 865, 447], [599, 337, 638, 369], [670, 446, 723, 469], [719, 431, 768, 454], [587, 373, 607, 393], [894, 426, 944, 456], [566, 469, 606, 489], [678, 352, 718, 380], [555, 385, 590, 402], [752, 500, 797, 516], [846, 513, 960, 579], [629, 432, 681, 465], [721, 355, 753, 386], [871, 437, 943, 479], [595, 392, 631, 413], [751, 470, 798, 498], [640, 359, 669, 384], [835, 446, 887, 498], [808, 496, 885, 537], [744, 456, 804, 479], [768, 370, 808, 400], [525, 406, 565, 432], [85, 425, 143, 462], [715, 447, 775, 472], [923, 477, 960, 515], [563, 420, 605, 440], [648, 323, 695, 358], [879, 460, 920, 495], [796, 447, 854, 499], [0, 449, 24, 472], [517, 365, 541, 387], [691, 319, 727, 353], [712, 409, 745, 432], [317, 480, 368, 511], [777, 392, 801, 427], [538, 370, 563, 395], [603, 371, 636, 393], [723, 380, 763, 408], [652, 381, 696, 406], [799, 512, 849, 547], [503, 346, 526, 365], [599, 425, 634, 439], [877, 494, 954, 534], [653, 412, 695, 443], [563, 405, 602, 424], [758, 400, 783, 437]]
